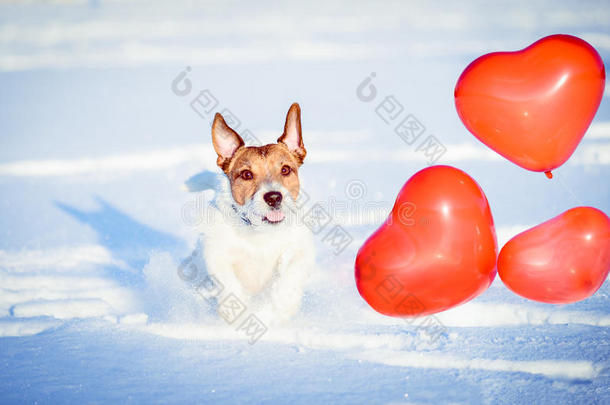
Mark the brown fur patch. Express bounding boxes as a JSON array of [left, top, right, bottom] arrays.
[[225, 143, 302, 205]]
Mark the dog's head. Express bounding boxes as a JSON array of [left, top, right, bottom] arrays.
[[212, 103, 306, 227]]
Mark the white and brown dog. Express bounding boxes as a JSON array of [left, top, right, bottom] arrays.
[[198, 103, 315, 324]]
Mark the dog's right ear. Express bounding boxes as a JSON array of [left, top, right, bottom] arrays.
[[278, 103, 306, 165], [212, 113, 244, 172]]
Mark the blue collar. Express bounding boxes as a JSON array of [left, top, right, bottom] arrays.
[[209, 200, 253, 226], [232, 204, 252, 226]]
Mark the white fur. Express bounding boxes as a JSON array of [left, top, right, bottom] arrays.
[[198, 174, 315, 325]]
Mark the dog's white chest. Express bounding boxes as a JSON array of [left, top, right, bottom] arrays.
[[228, 233, 287, 295], [202, 213, 310, 298]]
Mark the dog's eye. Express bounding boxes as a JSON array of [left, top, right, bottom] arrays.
[[281, 165, 291, 176], [241, 170, 253, 180]]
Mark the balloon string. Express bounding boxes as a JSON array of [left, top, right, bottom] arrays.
[[555, 172, 583, 206]]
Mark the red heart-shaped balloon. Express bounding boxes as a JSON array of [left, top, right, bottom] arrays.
[[354, 166, 497, 317], [498, 207, 610, 304], [455, 35, 605, 176]]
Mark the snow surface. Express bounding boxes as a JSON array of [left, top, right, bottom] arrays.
[[1, 0, 610, 403]]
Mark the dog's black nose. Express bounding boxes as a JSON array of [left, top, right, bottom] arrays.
[[263, 191, 282, 208]]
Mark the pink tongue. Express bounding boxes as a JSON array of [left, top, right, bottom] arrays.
[[266, 210, 285, 222]]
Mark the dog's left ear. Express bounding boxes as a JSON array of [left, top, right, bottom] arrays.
[[278, 103, 306, 165]]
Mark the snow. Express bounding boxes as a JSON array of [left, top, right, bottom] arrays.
[[1, 0, 610, 403]]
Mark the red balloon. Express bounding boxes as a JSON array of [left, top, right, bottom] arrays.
[[455, 34, 605, 177], [498, 207, 610, 304], [354, 165, 497, 317]]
